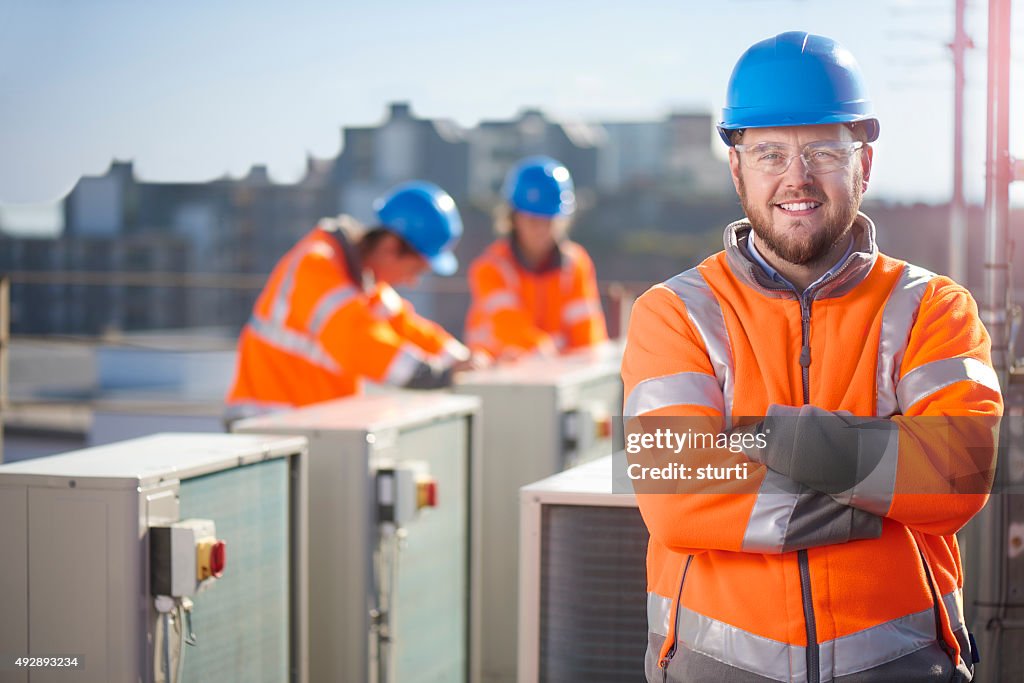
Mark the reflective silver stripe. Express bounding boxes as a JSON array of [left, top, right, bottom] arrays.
[[659, 599, 946, 681], [876, 264, 936, 416], [247, 316, 341, 374], [741, 468, 804, 553], [652, 586, 963, 681], [562, 298, 598, 325], [897, 357, 1001, 411], [830, 605, 936, 677], [306, 284, 358, 334], [677, 603, 807, 682], [943, 590, 966, 630], [271, 240, 321, 324], [832, 420, 900, 517], [481, 290, 518, 314], [384, 345, 427, 385], [647, 592, 673, 638], [662, 269, 735, 427], [438, 338, 471, 367], [624, 371, 724, 416]]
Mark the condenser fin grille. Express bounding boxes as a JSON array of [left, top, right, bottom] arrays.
[[540, 504, 649, 682]]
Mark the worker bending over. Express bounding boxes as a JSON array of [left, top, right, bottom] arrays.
[[227, 181, 482, 420]]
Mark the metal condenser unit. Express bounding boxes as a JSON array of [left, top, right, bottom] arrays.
[[233, 390, 480, 683], [454, 344, 624, 683], [518, 455, 648, 683], [0, 432, 309, 683]]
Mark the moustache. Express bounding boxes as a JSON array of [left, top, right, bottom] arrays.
[[771, 192, 828, 205]]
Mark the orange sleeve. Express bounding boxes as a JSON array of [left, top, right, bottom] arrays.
[[374, 285, 469, 365], [563, 247, 609, 349], [882, 280, 1003, 535]]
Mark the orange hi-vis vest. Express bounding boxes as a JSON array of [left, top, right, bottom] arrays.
[[464, 237, 608, 358], [226, 225, 466, 416], [622, 213, 1002, 682]]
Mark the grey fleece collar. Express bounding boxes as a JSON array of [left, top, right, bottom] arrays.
[[722, 211, 879, 300]]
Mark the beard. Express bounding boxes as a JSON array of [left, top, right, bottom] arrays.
[[737, 168, 863, 267]]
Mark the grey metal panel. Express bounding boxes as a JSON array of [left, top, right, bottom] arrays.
[[0, 486, 28, 683], [303, 429, 373, 683], [27, 486, 141, 683]]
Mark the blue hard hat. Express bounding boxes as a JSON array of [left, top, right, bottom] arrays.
[[373, 181, 463, 276], [503, 156, 576, 218], [717, 32, 879, 146]]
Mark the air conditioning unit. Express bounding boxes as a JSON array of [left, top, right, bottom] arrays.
[[454, 343, 624, 683], [233, 390, 480, 683], [0, 432, 308, 683], [519, 455, 649, 683]]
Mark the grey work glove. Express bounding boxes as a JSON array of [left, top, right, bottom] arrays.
[[743, 404, 896, 495], [403, 360, 454, 390]]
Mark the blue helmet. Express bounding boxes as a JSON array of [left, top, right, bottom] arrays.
[[373, 181, 463, 276], [503, 156, 576, 218], [718, 32, 879, 146]]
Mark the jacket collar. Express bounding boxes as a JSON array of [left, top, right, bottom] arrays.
[[509, 235, 565, 274], [318, 222, 365, 290], [723, 211, 879, 300]]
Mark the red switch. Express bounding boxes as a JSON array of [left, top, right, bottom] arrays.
[[210, 540, 227, 578], [197, 538, 227, 580], [417, 479, 438, 509]]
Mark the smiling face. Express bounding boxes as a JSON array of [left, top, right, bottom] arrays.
[[729, 123, 873, 267]]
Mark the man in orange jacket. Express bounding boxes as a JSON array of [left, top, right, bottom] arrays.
[[622, 32, 1002, 682], [464, 156, 608, 359], [226, 181, 483, 420]]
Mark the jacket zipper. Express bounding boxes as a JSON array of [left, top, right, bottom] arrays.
[[742, 243, 855, 683], [659, 555, 694, 679], [798, 550, 819, 683], [798, 294, 819, 683], [799, 297, 812, 401], [910, 533, 957, 662]]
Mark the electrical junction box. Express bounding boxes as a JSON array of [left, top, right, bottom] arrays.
[[233, 390, 480, 683], [0, 433, 309, 683], [453, 341, 624, 683], [376, 461, 438, 527], [151, 518, 225, 597], [518, 455, 648, 683]]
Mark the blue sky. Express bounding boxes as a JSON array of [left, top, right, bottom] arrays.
[[1, 0, 1022, 233]]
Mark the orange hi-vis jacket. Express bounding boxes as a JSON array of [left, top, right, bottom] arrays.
[[464, 237, 608, 357], [622, 213, 1002, 683], [226, 225, 466, 417]]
